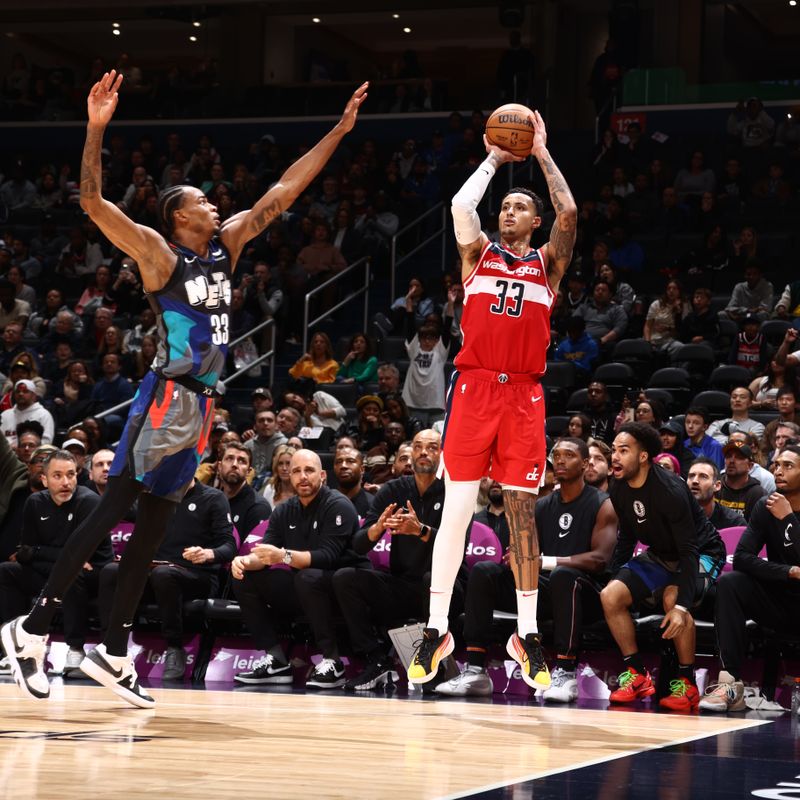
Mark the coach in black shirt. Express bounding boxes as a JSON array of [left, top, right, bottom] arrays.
[[0, 448, 111, 674], [232, 449, 366, 690], [702, 444, 800, 712], [333, 429, 462, 691], [98, 479, 236, 681]]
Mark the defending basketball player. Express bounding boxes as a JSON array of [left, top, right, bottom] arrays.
[[407, 110, 577, 688], [1, 70, 368, 707]]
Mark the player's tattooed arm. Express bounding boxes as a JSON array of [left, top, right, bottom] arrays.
[[502, 489, 540, 590]]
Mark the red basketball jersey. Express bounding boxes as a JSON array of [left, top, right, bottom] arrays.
[[455, 240, 553, 377]]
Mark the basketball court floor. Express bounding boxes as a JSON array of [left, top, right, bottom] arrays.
[[0, 677, 796, 799]]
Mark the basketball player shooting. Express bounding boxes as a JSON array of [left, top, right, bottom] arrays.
[[1, 70, 368, 708], [407, 109, 577, 688]]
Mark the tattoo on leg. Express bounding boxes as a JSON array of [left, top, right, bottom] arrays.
[[502, 489, 539, 591]]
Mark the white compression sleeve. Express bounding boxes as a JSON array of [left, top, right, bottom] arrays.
[[427, 476, 481, 633], [451, 157, 496, 245]]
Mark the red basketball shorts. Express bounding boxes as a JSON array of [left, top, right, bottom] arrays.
[[439, 368, 546, 492]]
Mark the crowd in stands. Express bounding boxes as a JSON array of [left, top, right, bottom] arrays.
[[1, 83, 799, 702]]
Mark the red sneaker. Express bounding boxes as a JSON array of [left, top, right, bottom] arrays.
[[609, 667, 656, 703], [659, 678, 700, 712]]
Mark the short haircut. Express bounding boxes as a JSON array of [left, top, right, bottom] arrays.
[[418, 324, 440, 339], [693, 287, 712, 300], [777, 444, 800, 461], [553, 436, 589, 460], [158, 185, 188, 238], [689, 456, 720, 481], [587, 437, 612, 464], [504, 186, 544, 216], [777, 385, 797, 399], [17, 420, 44, 439], [777, 421, 800, 435], [377, 363, 400, 378], [685, 406, 710, 424], [220, 441, 252, 466], [732, 385, 754, 400], [43, 449, 77, 469], [617, 422, 663, 463]]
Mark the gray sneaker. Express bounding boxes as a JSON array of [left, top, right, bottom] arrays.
[[162, 647, 187, 681], [435, 667, 494, 697], [699, 670, 746, 712], [543, 667, 578, 703], [62, 647, 85, 678]]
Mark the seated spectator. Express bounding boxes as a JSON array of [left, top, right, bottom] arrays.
[[716, 440, 765, 520], [749, 358, 795, 412], [0, 448, 112, 677], [726, 96, 775, 149], [772, 278, 800, 323], [683, 406, 724, 469], [275, 406, 302, 440], [27, 288, 83, 339], [244, 409, 287, 482], [364, 422, 408, 487], [574, 280, 627, 351], [389, 277, 435, 330], [74, 264, 118, 317], [61, 436, 91, 488], [86, 307, 115, 352], [700, 447, 800, 713], [231, 449, 366, 689], [585, 438, 611, 492], [654, 453, 681, 474], [565, 413, 593, 442], [729, 314, 768, 375], [333, 447, 374, 517], [0, 279, 31, 331], [14, 421, 43, 465], [6, 265, 35, 311], [332, 430, 456, 691], [439, 437, 618, 700], [122, 307, 157, 353], [261, 444, 298, 508], [677, 288, 719, 345], [582, 380, 617, 445], [643, 279, 688, 358], [288, 332, 339, 384], [760, 385, 799, 446], [50, 359, 95, 429], [597, 262, 634, 316], [350, 394, 386, 451], [0, 379, 54, 447], [563, 269, 589, 314], [0, 321, 33, 378], [283, 380, 347, 445], [727, 430, 775, 494], [377, 362, 402, 397], [554, 316, 599, 383], [94, 326, 132, 379], [39, 310, 83, 359], [766, 421, 800, 468], [719, 262, 773, 323], [687, 457, 746, 530], [98, 479, 236, 681], [0, 357, 45, 407], [130, 334, 158, 382], [383, 392, 424, 440], [659, 419, 694, 477], [707, 386, 766, 445], [673, 150, 716, 204], [338, 333, 378, 387], [402, 298, 452, 412], [89, 354, 134, 437]]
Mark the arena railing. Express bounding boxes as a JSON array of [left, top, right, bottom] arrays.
[[94, 316, 277, 426], [302, 255, 371, 354], [389, 202, 447, 302]]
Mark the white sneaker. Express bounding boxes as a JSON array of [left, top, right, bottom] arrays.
[[62, 647, 85, 678], [0, 655, 10, 675], [542, 666, 578, 703], [0, 616, 50, 699], [699, 670, 746, 712], [79, 644, 155, 709], [435, 666, 494, 697]]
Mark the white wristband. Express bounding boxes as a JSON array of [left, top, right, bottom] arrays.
[[541, 555, 558, 571]]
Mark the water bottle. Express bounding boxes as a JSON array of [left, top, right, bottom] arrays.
[[792, 677, 800, 715]]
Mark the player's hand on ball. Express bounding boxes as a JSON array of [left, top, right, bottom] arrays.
[[482, 135, 524, 164], [529, 110, 548, 156]]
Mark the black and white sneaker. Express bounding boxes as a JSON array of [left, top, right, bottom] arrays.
[[79, 644, 155, 709], [344, 655, 397, 692], [306, 658, 346, 689], [0, 616, 50, 699], [0, 655, 11, 675], [234, 654, 293, 685]]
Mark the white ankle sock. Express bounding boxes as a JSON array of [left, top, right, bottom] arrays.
[[515, 589, 539, 637]]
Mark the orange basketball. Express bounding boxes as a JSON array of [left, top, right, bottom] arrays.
[[485, 103, 535, 158]]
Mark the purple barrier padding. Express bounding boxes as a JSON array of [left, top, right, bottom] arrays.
[[110, 522, 135, 559], [367, 532, 392, 572], [231, 525, 241, 551], [465, 521, 503, 569], [718, 525, 767, 572], [128, 633, 201, 679], [238, 519, 269, 557]]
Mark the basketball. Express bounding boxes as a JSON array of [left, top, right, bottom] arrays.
[[485, 103, 535, 158]]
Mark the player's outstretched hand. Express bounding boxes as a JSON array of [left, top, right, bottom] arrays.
[[88, 70, 124, 127], [339, 81, 369, 134], [483, 135, 525, 165], [529, 110, 548, 156]]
